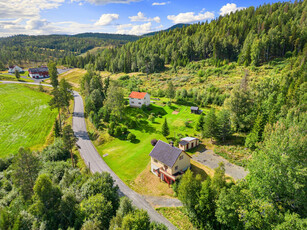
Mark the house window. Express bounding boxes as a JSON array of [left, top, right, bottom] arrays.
[[138, 102, 141, 104], [154, 159, 158, 163], [179, 155, 184, 160], [164, 165, 168, 170], [131, 101, 134, 104], [175, 166, 178, 170]]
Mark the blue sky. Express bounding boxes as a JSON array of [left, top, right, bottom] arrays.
[[0, 0, 289, 37]]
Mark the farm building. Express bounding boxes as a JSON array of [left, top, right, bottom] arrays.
[[8, 65, 23, 73], [129, 91, 150, 108], [28, 67, 49, 79], [190, 106, 202, 114], [149, 140, 191, 185], [179, 137, 200, 151]]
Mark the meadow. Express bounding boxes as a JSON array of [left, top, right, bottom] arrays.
[[0, 84, 57, 157], [95, 101, 208, 185]]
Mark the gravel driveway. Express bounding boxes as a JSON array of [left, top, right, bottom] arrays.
[[192, 149, 248, 180]]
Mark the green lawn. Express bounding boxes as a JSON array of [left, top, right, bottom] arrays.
[[156, 207, 196, 230], [0, 84, 57, 157], [96, 102, 208, 184]]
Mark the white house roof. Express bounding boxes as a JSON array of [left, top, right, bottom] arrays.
[[181, 137, 198, 142]]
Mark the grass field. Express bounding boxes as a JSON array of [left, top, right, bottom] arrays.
[[96, 101, 209, 185], [0, 84, 57, 157], [156, 207, 196, 230]]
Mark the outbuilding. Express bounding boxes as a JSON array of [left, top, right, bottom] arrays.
[[179, 137, 200, 151]]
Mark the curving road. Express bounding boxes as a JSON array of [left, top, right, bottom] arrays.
[[0, 81, 176, 229]]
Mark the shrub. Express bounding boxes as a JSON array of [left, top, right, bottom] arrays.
[[127, 133, 136, 142], [114, 126, 122, 137], [151, 139, 158, 146]]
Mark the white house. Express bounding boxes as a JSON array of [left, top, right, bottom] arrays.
[[129, 91, 150, 108], [8, 65, 23, 73]]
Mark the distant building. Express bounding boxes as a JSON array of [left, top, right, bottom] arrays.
[[28, 67, 49, 79], [149, 140, 191, 185], [190, 106, 202, 114], [179, 137, 200, 151], [8, 65, 23, 73], [129, 91, 150, 108]]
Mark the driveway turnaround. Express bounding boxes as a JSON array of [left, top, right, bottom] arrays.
[[192, 149, 248, 180], [72, 91, 176, 229], [1, 81, 176, 229]]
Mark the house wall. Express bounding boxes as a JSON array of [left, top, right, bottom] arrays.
[[179, 139, 199, 151], [171, 152, 191, 174], [129, 93, 150, 108], [150, 157, 173, 175]]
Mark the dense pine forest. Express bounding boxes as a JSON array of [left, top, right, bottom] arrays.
[[0, 34, 139, 68], [60, 1, 306, 73]]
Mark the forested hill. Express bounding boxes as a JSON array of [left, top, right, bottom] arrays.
[[0, 33, 139, 68], [60, 1, 306, 72], [143, 23, 190, 36]]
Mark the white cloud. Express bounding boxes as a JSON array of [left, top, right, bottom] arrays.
[[26, 18, 49, 30], [167, 11, 214, 24], [117, 22, 152, 35], [219, 3, 246, 16], [152, 1, 170, 6], [0, 0, 65, 19], [94, 14, 119, 26], [129, 12, 160, 23]]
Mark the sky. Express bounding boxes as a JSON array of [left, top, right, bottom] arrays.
[[0, 0, 288, 37]]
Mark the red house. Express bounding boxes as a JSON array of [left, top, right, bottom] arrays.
[[28, 67, 49, 79]]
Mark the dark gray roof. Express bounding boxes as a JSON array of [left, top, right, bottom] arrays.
[[179, 140, 189, 145], [190, 106, 199, 110], [149, 140, 183, 167], [28, 67, 48, 73]]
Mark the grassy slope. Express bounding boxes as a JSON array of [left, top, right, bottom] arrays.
[[156, 207, 196, 230], [0, 84, 57, 157], [97, 101, 208, 184], [57, 59, 290, 183]]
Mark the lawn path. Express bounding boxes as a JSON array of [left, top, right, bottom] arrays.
[[1, 81, 177, 230]]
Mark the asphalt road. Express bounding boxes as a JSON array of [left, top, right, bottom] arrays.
[[1, 81, 176, 229], [73, 91, 176, 229]]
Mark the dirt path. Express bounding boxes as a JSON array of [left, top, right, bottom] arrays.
[[144, 196, 183, 209], [192, 149, 248, 180]]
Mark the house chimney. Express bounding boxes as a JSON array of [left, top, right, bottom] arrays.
[[170, 141, 174, 147]]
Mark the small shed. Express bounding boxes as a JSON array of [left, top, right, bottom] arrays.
[[191, 106, 199, 114], [179, 137, 200, 151]]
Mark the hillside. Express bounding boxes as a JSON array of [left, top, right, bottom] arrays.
[[143, 23, 190, 36], [0, 33, 139, 69], [61, 1, 306, 73]]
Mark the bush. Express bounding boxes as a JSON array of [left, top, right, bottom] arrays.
[[114, 126, 122, 137], [127, 133, 136, 142], [151, 139, 158, 146]]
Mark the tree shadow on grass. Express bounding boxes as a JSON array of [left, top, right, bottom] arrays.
[[135, 119, 156, 134], [131, 139, 140, 144]]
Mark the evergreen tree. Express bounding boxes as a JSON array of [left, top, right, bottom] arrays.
[[48, 62, 58, 88], [195, 113, 205, 131], [12, 148, 40, 200], [54, 119, 61, 137], [62, 125, 78, 167], [216, 109, 232, 142], [14, 69, 20, 80], [161, 118, 170, 137], [203, 109, 217, 142]]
